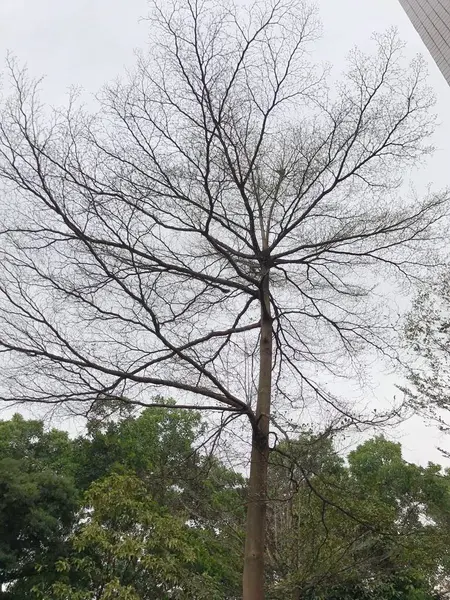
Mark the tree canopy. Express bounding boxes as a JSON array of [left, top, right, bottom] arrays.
[[0, 0, 449, 595], [0, 410, 449, 599]]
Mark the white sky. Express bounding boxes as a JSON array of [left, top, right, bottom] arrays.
[[0, 0, 449, 465]]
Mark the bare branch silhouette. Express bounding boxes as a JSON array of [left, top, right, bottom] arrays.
[[0, 1, 448, 596]]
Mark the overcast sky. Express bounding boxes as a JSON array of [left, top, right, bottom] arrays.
[[0, 0, 449, 465]]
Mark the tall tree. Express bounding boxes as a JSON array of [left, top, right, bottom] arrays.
[[0, 1, 447, 596]]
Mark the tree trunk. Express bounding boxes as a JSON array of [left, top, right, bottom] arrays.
[[243, 272, 272, 600]]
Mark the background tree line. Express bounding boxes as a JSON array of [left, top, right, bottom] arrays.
[[1, 405, 450, 600]]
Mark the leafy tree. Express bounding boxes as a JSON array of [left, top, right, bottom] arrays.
[[402, 277, 450, 596], [74, 405, 202, 490], [266, 435, 450, 600], [2, 411, 450, 599], [74, 406, 246, 595], [35, 473, 240, 600], [74, 406, 246, 531], [0, 414, 74, 475], [0, 454, 78, 597], [0, 410, 244, 598], [0, 0, 447, 594], [0, 414, 78, 597]]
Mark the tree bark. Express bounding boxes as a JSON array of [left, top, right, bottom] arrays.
[[243, 272, 272, 600]]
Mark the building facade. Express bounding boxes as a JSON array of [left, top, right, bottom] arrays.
[[398, 0, 450, 85]]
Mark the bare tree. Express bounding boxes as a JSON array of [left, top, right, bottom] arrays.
[[0, 0, 448, 597]]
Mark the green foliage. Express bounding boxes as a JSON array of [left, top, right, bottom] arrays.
[[70, 406, 245, 598], [1, 410, 450, 599], [74, 406, 246, 536], [74, 404, 202, 490], [0, 413, 74, 475], [0, 407, 242, 599], [301, 571, 439, 600], [37, 473, 229, 600], [0, 416, 78, 596], [266, 435, 450, 600]]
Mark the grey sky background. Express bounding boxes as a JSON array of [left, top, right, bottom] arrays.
[[0, 0, 449, 465]]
